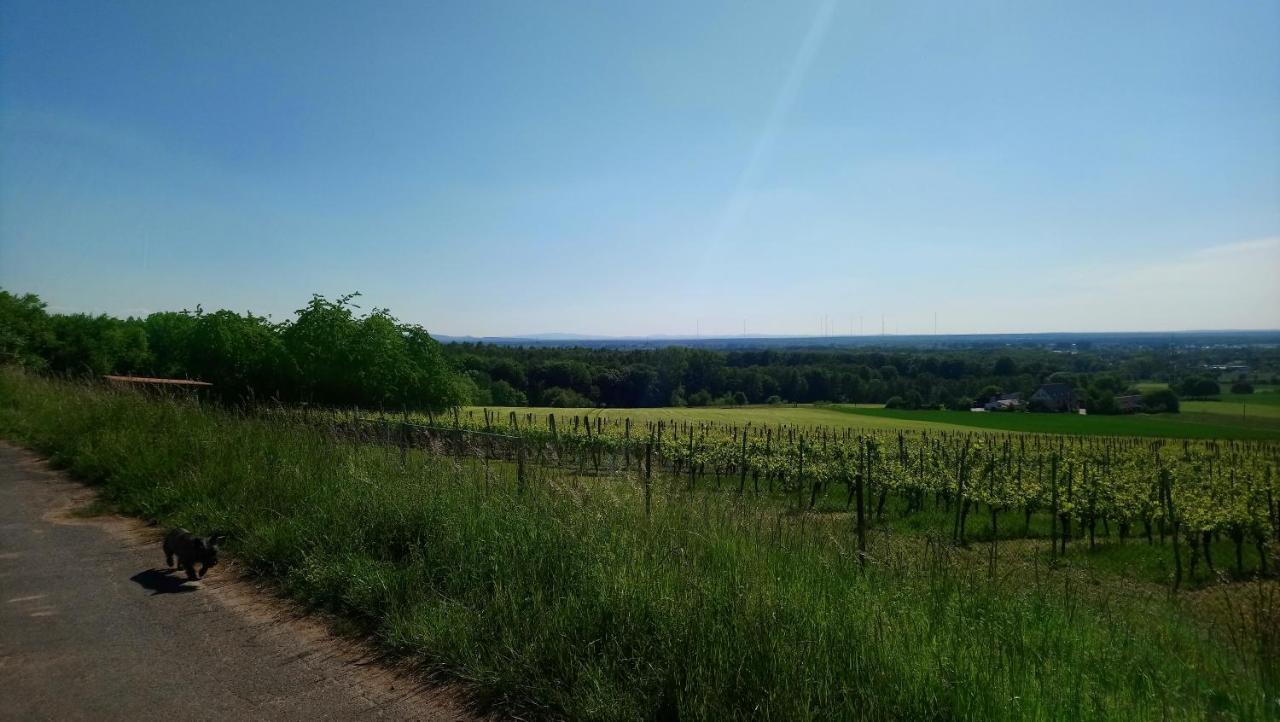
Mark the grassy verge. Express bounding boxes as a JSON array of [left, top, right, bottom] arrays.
[[2, 370, 1276, 720]]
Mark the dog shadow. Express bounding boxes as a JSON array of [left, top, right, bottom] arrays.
[[130, 568, 198, 595]]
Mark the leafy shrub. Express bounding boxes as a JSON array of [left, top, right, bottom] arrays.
[[687, 389, 713, 407], [1141, 388, 1180, 413], [540, 386, 593, 408], [1178, 376, 1220, 398], [490, 380, 528, 406]]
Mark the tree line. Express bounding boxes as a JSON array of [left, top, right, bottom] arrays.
[[0, 289, 467, 410], [4, 287, 1272, 413], [447, 341, 1275, 412]]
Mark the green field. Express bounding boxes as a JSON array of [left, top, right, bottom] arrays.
[[470, 403, 1280, 440], [833, 407, 1280, 440], [1183, 399, 1280, 419], [4, 371, 1277, 720], [465, 404, 956, 432], [1182, 385, 1280, 420]]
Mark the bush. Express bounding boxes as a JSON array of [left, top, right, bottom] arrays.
[[687, 389, 713, 407], [489, 380, 528, 406], [766, 395, 782, 406], [1230, 381, 1254, 394], [1086, 390, 1119, 415], [1177, 376, 1220, 398], [884, 395, 906, 409], [540, 386, 593, 408], [668, 386, 687, 407], [1141, 388, 1180, 413]]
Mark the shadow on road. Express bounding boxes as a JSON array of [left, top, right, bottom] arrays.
[[130, 568, 197, 595]]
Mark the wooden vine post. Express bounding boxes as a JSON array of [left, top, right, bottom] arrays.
[[624, 417, 631, 471], [516, 434, 527, 493], [687, 425, 696, 492], [644, 431, 653, 518], [1049, 452, 1060, 557], [1160, 467, 1181, 592], [796, 435, 806, 511], [952, 440, 970, 545], [855, 439, 867, 565]]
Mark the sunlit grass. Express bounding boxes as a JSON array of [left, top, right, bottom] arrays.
[[2, 370, 1275, 720]]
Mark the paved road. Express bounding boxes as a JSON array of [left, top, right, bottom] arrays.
[[0, 442, 475, 721]]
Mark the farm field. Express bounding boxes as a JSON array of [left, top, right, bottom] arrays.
[[463, 404, 958, 433], [1182, 387, 1280, 419], [5, 371, 1279, 720], [468, 403, 1280, 440], [1137, 383, 1280, 411], [1183, 399, 1280, 419], [833, 406, 1280, 440]]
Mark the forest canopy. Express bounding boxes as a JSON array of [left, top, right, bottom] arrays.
[[446, 339, 1273, 412]]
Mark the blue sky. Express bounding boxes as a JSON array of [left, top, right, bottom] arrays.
[[2, 0, 1277, 336]]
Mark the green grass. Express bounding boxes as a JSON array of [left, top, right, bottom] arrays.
[[1137, 382, 1280, 416], [3, 371, 1277, 720], [1183, 399, 1280, 420], [868, 499, 1271, 589], [1181, 385, 1280, 422], [831, 406, 1280, 440]]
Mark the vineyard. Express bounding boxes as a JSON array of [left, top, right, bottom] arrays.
[[325, 406, 1280, 588], [5, 371, 1280, 719]]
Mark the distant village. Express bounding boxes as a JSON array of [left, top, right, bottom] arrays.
[[974, 362, 1256, 415], [972, 384, 1143, 414]]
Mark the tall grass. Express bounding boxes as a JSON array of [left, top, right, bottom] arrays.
[[1, 370, 1273, 721]]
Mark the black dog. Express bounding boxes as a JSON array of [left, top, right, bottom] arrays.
[[163, 528, 225, 580]]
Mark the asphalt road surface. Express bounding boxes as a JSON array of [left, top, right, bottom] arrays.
[[0, 441, 476, 721]]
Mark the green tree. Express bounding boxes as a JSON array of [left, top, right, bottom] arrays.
[[688, 389, 713, 407], [1177, 376, 1220, 398], [0, 290, 53, 368], [542, 386, 593, 408], [490, 380, 528, 406], [187, 309, 293, 399], [282, 293, 363, 404], [993, 356, 1017, 376], [46, 313, 150, 376], [143, 311, 198, 378], [1141, 388, 1180, 413]]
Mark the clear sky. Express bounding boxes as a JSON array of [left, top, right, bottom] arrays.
[[2, 1, 1277, 337]]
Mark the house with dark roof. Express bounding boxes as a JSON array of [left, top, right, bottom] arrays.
[[1029, 383, 1079, 412], [983, 392, 1023, 411]]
